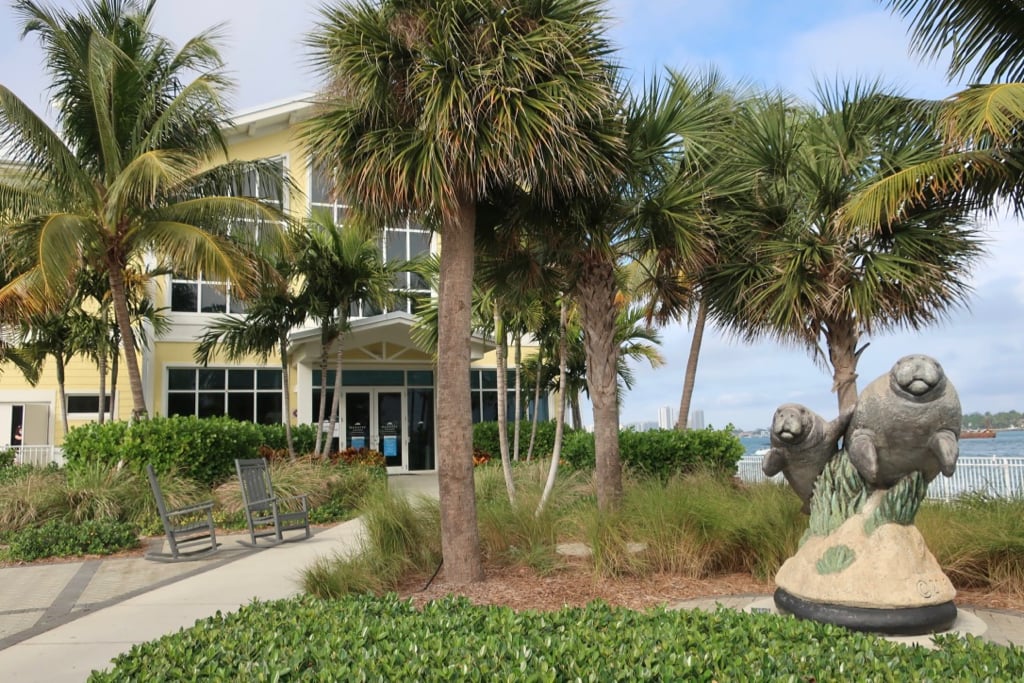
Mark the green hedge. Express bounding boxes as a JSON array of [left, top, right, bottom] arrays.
[[472, 420, 568, 459], [561, 426, 744, 478], [91, 594, 1024, 681], [62, 417, 320, 486]]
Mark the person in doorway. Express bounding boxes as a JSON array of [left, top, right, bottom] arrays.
[[14, 424, 23, 446]]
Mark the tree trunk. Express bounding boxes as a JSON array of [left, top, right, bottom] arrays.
[[675, 298, 708, 431], [827, 316, 860, 414], [110, 345, 119, 421], [527, 345, 543, 462], [108, 265, 147, 419], [577, 256, 622, 511], [570, 395, 583, 431], [323, 341, 344, 459], [97, 349, 107, 425], [56, 355, 68, 440], [513, 335, 522, 462], [494, 303, 515, 503], [280, 335, 296, 460], [435, 200, 484, 584], [314, 332, 330, 455], [537, 298, 569, 516]]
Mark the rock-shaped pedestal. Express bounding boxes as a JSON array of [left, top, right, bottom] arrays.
[[774, 492, 956, 635]]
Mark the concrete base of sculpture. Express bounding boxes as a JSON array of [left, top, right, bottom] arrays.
[[775, 588, 957, 636], [773, 491, 957, 635]]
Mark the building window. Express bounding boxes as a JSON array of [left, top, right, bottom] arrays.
[[166, 368, 283, 424], [469, 370, 547, 424], [310, 162, 432, 318], [66, 394, 113, 417], [170, 157, 285, 313], [170, 278, 246, 314]]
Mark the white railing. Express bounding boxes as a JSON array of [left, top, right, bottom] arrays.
[[736, 455, 1024, 501], [12, 445, 65, 467]]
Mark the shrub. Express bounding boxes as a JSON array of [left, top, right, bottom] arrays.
[[561, 426, 744, 479], [0, 447, 15, 468], [472, 420, 564, 459], [61, 416, 319, 487], [6, 519, 139, 561], [91, 594, 1024, 681]]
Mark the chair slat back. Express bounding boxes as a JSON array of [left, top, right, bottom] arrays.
[[146, 464, 170, 519], [236, 458, 274, 506]]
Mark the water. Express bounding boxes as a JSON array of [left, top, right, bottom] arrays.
[[740, 429, 1024, 458]]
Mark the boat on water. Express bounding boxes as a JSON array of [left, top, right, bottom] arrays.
[[961, 429, 996, 439]]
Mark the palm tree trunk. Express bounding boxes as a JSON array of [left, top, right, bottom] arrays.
[[108, 265, 147, 419], [97, 349, 107, 425], [494, 303, 515, 503], [280, 334, 296, 460], [527, 345, 544, 462], [675, 298, 708, 431], [56, 355, 68, 440], [513, 335, 522, 462], [436, 200, 484, 584], [314, 334, 330, 455], [323, 341, 344, 459], [110, 344, 119, 421], [577, 256, 622, 512], [537, 298, 569, 516], [827, 316, 860, 413], [570, 394, 583, 430]]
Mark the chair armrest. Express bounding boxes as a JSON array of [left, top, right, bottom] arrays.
[[165, 501, 215, 518], [276, 494, 309, 510], [244, 497, 279, 510]]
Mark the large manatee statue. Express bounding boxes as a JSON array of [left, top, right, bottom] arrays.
[[762, 403, 852, 513], [846, 354, 961, 489]]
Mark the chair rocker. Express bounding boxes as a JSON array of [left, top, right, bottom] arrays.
[[235, 458, 311, 547], [145, 464, 220, 562]]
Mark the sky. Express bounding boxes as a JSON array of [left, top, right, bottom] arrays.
[[2, 0, 1022, 431]]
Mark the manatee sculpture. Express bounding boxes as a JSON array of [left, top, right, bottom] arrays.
[[762, 403, 852, 513], [846, 354, 961, 489]]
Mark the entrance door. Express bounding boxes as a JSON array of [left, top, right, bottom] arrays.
[[343, 389, 405, 472]]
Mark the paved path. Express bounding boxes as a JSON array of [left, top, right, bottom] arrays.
[[0, 471, 1021, 680]]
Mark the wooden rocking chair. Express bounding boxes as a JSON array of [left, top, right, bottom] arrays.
[[234, 458, 311, 546], [145, 465, 220, 562]]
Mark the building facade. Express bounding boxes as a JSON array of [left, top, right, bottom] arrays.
[[0, 97, 547, 472]]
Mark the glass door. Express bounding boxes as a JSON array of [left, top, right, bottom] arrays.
[[344, 392, 371, 450], [342, 389, 406, 473], [377, 391, 403, 470]]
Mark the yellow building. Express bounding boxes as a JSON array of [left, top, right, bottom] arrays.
[[1, 97, 547, 472]]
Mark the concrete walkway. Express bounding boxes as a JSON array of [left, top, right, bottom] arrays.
[[0, 471, 1022, 680]]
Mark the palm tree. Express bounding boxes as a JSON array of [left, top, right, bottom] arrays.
[[303, 0, 617, 583], [534, 70, 727, 510], [194, 257, 307, 459], [293, 211, 404, 459], [844, 1, 1024, 224], [704, 81, 983, 412], [0, 0, 288, 419]]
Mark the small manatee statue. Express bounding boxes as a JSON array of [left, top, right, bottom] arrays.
[[763, 403, 852, 513], [846, 354, 961, 489]]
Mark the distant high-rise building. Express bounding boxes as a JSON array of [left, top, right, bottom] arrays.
[[688, 409, 705, 430], [658, 405, 675, 430]]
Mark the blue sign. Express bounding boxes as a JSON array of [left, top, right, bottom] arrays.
[[351, 436, 366, 449], [382, 435, 398, 457]]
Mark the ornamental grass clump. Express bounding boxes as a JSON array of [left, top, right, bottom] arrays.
[[302, 487, 440, 599]]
